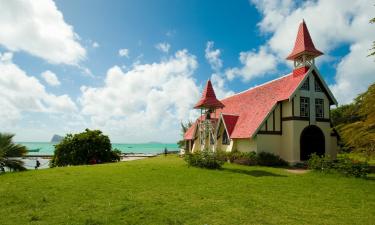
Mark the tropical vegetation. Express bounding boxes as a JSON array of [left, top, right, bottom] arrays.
[[331, 82, 375, 159], [0, 133, 27, 172], [50, 129, 121, 167], [307, 153, 370, 178]]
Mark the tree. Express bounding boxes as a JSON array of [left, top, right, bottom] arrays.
[[50, 129, 121, 167], [0, 133, 27, 172], [177, 121, 193, 148], [335, 83, 375, 158]]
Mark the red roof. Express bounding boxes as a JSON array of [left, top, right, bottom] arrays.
[[286, 20, 323, 60], [194, 80, 224, 109], [222, 114, 239, 136], [184, 121, 197, 140], [184, 69, 309, 140]]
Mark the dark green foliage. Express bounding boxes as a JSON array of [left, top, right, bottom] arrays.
[[228, 150, 257, 166], [51, 129, 120, 167], [0, 133, 27, 172], [331, 104, 361, 127], [256, 152, 289, 167], [332, 83, 375, 158], [184, 149, 225, 169], [308, 153, 370, 178], [307, 154, 334, 172]]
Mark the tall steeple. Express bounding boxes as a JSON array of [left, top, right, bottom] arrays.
[[194, 79, 224, 151], [194, 80, 224, 109], [287, 20, 323, 69]]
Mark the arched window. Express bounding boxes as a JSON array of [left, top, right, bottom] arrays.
[[222, 129, 230, 145]]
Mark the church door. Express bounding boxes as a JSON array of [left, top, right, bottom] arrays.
[[300, 125, 325, 161]]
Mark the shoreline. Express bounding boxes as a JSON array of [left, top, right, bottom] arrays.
[[19, 151, 180, 170]]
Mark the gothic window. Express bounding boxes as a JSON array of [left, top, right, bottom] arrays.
[[301, 77, 309, 90], [300, 97, 310, 117], [222, 129, 230, 145], [315, 79, 323, 92], [315, 98, 324, 118]]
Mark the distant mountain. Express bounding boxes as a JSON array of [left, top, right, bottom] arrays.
[[51, 134, 63, 143]]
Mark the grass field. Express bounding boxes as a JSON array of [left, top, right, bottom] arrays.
[[1, 155, 374, 225]]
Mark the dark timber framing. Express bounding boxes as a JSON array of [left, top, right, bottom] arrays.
[[258, 130, 282, 135], [282, 116, 310, 121], [258, 102, 283, 136], [292, 97, 295, 116]]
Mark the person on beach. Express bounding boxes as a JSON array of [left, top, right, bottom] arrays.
[[164, 148, 168, 156], [35, 159, 41, 170]]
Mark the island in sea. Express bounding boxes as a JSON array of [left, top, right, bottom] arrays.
[[50, 134, 63, 143]]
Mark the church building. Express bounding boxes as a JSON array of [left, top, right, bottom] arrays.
[[184, 21, 338, 163]]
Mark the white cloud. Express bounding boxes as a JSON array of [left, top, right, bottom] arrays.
[[205, 41, 223, 72], [155, 42, 171, 53], [41, 70, 61, 86], [210, 73, 235, 99], [92, 42, 99, 48], [249, 0, 375, 104], [225, 46, 277, 81], [79, 50, 200, 142], [118, 48, 130, 58], [0, 0, 86, 65], [203, 41, 234, 99], [0, 52, 77, 127]]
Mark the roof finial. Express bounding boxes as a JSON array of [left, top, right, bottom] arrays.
[[286, 20, 323, 61]]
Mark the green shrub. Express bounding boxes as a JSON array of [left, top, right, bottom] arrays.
[[228, 150, 257, 166], [334, 156, 370, 178], [51, 129, 121, 167], [307, 153, 334, 172], [256, 152, 289, 167], [184, 149, 225, 169], [215, 149, 229, 162], [308, 153, 370, 178]]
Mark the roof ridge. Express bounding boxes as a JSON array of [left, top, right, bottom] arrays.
[[220, 72, 293, 101], [221, 113, 240, 116]]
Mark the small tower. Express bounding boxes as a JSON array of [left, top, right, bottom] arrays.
[[194, 80, 224, 151], [287, 20, 323, 73]]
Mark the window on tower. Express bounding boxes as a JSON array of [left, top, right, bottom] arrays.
[[315, 79, 323, 92], [300, 77, 309, 91], [315, 98, 324, 118], [300, 97, 310, 117]]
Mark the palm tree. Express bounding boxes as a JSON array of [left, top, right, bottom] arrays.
[[0, 133, 27, 172]]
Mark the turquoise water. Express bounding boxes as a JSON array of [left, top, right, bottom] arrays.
[[19, 142, 179, 156]]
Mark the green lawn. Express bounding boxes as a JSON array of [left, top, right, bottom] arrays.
[[1, 156, 374, 225]]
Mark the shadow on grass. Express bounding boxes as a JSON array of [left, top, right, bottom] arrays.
[[222, 168, 287, 177]]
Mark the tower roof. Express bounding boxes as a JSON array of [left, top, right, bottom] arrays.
[[286, 20, 323, 60], [194, 80, 224, 109]]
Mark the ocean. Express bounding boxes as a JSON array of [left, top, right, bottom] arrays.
[[19, 142, 179, 156]]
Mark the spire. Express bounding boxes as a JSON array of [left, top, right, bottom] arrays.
[[194, 80, 224, 109], [286, 20, 323, 61]]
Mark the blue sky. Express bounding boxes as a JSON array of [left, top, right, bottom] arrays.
[[0, 0, 374, 142]]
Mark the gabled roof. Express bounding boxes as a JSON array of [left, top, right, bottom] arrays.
[[286, 20, 323, 60], [194, 80, 224, 109], [221, 114, 239, 136], [185, 68, 310, 140], [184, 121, 197, 140]]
